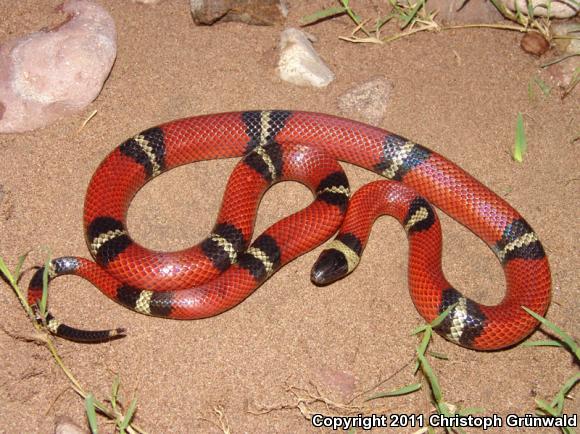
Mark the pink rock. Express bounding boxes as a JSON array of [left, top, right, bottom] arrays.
[[0, 0, 116, 133]]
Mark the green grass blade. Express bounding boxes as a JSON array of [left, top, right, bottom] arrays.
[[376, 13, 396, 31], [435, 400, 451, 416], [13, 251, 29, 282], [521, 339, 563, 348], [85, 393, 99, 434], [417, 327, 432, 357], [0, 256, 15, 286], [512, 112, 527, 163], [428, 351, 449, 360], [412, 324, 429, 335], [430, 303, 457, 328], [340, 0, 363, 26], [300, 6, 347, 26], [366, 383, 422, 400], [523, 307, 579, 359], [527, 0, 535, 18], [417, 353, 442, 402], [40, 255, 51, 318], [535, 398, 559, 416], [550, 373, 580, 412], [489, 0, 509, 16], [119, 397, 138, 432], [400, 0, 426, 30]]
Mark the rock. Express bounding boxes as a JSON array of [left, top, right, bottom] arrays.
[[132, 0, 163, 3], [520, 32, 550, 56], [426, 0, 501, 24], [278, 28, 334, 88], [503, 0, 579, 18], [553, 23, 580, 53], [190, 0, 288, 26], [337, 77, 393, 125], [0, 0, 117, 133], [547, 23, 580, 89], [54, 416, 87, 434]]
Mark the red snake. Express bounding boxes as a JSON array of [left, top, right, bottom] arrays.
[[28, 111, 551, 350]]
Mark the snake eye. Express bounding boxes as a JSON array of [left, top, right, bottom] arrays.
[[311, 249, 349, 286]]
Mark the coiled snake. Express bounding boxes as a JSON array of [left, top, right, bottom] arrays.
[[28, 111, 551, 350]]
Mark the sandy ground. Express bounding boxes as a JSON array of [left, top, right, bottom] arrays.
[[0, 1, 578, 433]]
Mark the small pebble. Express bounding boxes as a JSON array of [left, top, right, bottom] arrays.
[[54, 416, 87, 434], [520, 32, 550, 56], [0, 0, 117, 133], [338, 77, 393, 125], [278, 28, 334, 88]]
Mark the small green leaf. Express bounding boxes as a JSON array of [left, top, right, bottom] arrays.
[[430, 303, 457, 328], [85, 394, 99, 434], [300, 6, 347, 26], [512, 112, 527, 163], [366, 383, 422, 400]]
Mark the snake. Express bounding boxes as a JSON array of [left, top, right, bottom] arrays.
[[27, 111, 551, 350]]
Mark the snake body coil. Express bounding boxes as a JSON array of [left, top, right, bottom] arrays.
[[28, 111, 551, 350]]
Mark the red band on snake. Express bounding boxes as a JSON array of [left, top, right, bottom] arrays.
[[27, 111, 551, 350]]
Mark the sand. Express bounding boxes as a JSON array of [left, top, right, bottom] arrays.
[[0, 0, 578, 432]]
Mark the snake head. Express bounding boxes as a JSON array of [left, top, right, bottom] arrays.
[[310, 248, 350, 286]]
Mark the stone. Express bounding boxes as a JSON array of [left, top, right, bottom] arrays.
[[503, 0, 579, 18], [190, 0, 288, 26], [520, 32, 550, 56], [337, 78, 393, 125], [277, 28, 334, 88], [547, 23, 580, 89], [54, 416, 87, 434], [0, 0, 117, 133]]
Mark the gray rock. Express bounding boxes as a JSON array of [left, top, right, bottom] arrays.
[[278, 28, 334, 88]]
